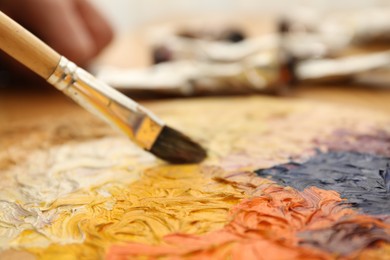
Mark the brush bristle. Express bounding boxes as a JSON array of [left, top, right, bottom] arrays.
[[149, 126, 207, 164]]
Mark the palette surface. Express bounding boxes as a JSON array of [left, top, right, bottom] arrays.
[[0, 96, 389, 259]]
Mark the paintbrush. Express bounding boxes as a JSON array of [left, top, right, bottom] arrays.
[[0, 11, 206, 164]]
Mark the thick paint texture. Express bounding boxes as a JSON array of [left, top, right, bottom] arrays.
[[106, 152, 390, 259], [23, 166, 267, 258], [380, 165, 390, 192], [299, 216, 390, 255], [316, 129, 390, 157], [107, 185, 353, 260], [2, 97, 390, 259], [256, 152, 390, 215]]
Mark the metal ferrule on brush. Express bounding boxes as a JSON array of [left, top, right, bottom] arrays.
[[47, 56, 164, 150]]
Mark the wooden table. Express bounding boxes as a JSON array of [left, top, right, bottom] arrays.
[[1, 82, 389, 130]]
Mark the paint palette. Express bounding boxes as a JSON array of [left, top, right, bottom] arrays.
[[0, 96, 389, 259]]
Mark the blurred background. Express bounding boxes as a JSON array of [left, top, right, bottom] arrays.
[[2, 0, 390, 98], [1, 0, 390, 141], [87, 0, 390, 97], [93, 0, 390, 32]]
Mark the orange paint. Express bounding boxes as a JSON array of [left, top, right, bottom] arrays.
[[107, 186, 357, 259]]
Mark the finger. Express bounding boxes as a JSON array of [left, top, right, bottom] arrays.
[[75, 0, 114, 57], [17, 0, 97, 66]]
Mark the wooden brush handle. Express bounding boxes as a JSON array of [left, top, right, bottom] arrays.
[[0, 11, 61, 79]]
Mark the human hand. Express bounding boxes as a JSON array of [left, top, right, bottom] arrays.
[[0, 0, 113, 72]]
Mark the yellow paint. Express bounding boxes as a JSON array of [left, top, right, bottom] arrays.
[[23, 165, 269, 259], [3, 96, 390, 259]]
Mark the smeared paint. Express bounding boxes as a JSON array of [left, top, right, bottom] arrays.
[[379, 164, 390, 192], [299, 216, 390, 255], [316, 129, 390, 157], [0, 137, 152, 248], [2, 96, 390, 259], [20, 166, 267, 258], [256, 152, 390, 215], [106, 185, 354, 259], [357, 243, 390, 260]]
